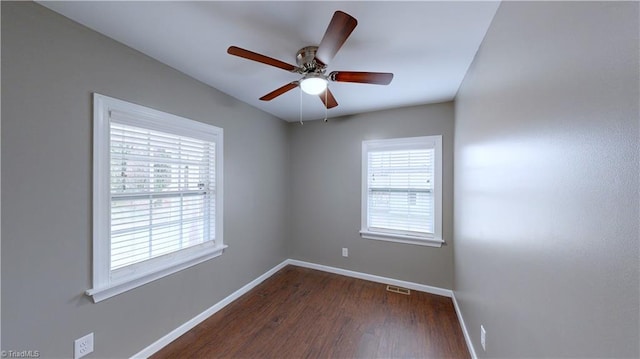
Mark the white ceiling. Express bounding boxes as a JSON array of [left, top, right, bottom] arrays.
[[40, 1, 500, 122]]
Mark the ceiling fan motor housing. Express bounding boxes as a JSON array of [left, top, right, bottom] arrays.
[[296, 46, 325, 73]]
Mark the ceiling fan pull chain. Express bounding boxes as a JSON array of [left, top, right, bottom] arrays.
[[299, 86, 304, 125], [324, 89, 328, 122]]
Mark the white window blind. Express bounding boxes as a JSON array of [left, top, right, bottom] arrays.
[[361, 136, 443, 247], [109, 120, 216, 270], [89, 94, 225, 303], [367, 148, 434, 236]]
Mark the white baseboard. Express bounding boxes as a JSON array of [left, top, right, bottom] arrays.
[[131, 258, 458, 358], [286, 259, 453, 298], [130, 259, 289, 358], [452, 292, 477, 359]]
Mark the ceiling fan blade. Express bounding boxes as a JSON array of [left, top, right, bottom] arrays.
[[329, 71, 394, 85], [228, 46, 298, 72], [259, 82, 299, 101], [314, 11, 357, 66], [318, 88, 338, 109]]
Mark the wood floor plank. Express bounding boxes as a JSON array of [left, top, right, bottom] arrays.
[[151, 265, 470, 359]]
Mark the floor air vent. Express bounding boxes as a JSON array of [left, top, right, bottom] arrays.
[[386, 285, 410, 295]]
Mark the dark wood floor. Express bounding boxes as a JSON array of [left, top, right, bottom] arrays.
[[152, 265, 470, 359]]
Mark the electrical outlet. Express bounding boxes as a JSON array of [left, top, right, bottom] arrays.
[[342, 248, 348, 257], [74, 332, 94, 359], [480, 325, 486, 351]]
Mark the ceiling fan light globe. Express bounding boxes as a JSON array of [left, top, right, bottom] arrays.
[[300, 77, 328, 95]]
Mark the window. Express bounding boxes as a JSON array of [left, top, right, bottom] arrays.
[[88, 94, 224, 302], [360, 136, 443, 247]]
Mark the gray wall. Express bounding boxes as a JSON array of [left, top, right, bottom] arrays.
[[289, 103, 455, 289], [454, 2, 639, 358], [1, 2, 289, 358]]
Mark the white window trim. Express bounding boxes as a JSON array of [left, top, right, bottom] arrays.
[[360, 135, 443, 247], [88, 93, 225, 303]]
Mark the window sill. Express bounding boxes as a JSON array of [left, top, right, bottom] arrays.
[[360, 230, 444, 247], [86, 244, 227, 303]]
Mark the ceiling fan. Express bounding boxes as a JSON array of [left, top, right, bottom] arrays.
[[227, 10, 393, 110]]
